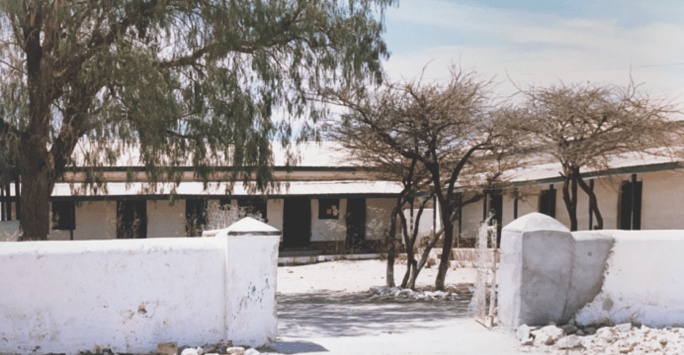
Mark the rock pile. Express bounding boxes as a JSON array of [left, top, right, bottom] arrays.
[[517, 323, 684, 354], [366, 285, 470, 301]]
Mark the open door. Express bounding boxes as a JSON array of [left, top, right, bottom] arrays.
[[346, 198, 366, 246], [282, 197, 311, 248]]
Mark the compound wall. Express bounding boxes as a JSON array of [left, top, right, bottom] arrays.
[[0, 223, 279, 354], [499, 213, 684, 329]]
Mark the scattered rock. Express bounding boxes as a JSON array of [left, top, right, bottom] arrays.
[[158, 342, 178, 355], [181, 347, 204, 355], [366, 286, 466, 302], [226, 347, 245, 355], [523, 323, 684, 355], [532, 325, 564, 346], [615, 323, 632, 333], [556, 335, 582, 349], [596, 327, 617, 340], [561, 324, 577, 335], [516, 324, 531, 343]]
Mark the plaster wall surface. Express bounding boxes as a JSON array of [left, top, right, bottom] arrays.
[[574, 230, 684, 327], [310, 198, 347, 242], [593, 176, 622, 230], [366, 198, 395, 240], [0, 229, 279, 354], [266, 199, 284, 232], [460, 199, 483, 240], [49, 201, 118, 241], [146, 200, 186, 238], [402, 208, 437, 242], [641, 170, 684, 230]]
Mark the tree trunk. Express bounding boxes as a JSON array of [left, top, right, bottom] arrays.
[[19, 168, 53, 240], [407, 226, 442, 289], [561, 174, 578, 231], [385, 206, 399, 287], [435, 216, 453, 291], [575, 170, 604, 230], [399, 213, 416, 288]]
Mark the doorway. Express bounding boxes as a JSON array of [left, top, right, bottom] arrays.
[[346, 198, 366, 246], [282, 198, 311, 248]]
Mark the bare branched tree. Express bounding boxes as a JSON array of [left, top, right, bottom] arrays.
[[322, 67, 520, 290], [511, 80, 681, 231]]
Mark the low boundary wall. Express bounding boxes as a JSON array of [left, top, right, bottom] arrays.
[[499, 213, 684, 329], [0, 218, 280, 354]]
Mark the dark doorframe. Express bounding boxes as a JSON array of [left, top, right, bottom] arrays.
[[282, 197, 311, 248], [346, 198, 366, 246]]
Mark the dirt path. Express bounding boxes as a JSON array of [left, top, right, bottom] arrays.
[[267, 260, 548, 355]]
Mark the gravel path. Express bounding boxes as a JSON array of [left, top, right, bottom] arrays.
[[265, 259, 549, 355]]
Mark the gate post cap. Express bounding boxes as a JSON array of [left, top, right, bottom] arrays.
[[504, 212, 570, 233], [225, 217, 281, 236]]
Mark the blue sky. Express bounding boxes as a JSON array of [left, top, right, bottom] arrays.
[[380, 0, 684, 102]]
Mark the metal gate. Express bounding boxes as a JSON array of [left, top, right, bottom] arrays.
[[472, 213, 499, 329]]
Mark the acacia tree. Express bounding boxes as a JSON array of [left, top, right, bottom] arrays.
[[0, 0, 395, 240], [322, 69, 518, 290], [325, 112, 432, 287], [512, 81, 680, 231]]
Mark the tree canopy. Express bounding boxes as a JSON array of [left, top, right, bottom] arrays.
[[510, 81, 681, 230], [0, 0, 395, 240], [322, 69, 520, 290]]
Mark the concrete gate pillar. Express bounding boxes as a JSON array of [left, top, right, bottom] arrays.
[[498, 213, 574, 328]]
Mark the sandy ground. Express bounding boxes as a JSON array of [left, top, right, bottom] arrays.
[[277, 259, 478, 294], [269, 260, 549, 355]]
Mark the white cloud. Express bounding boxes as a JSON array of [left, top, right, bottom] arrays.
[[382, 2, 684, 102]]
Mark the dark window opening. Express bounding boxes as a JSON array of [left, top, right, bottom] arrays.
[[238, 198, 268, 221], [318, 199, 340, 219], [52, 200, 75, 230], [219, 198, 232, 208], [117, 200, 147, 239], [619, 175, 642, 230], [539, 186, 556, 218], [186, 199, 208, 236]]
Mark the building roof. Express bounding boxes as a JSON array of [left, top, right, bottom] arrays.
[[505, 150, 681, 185], [46, 180, 403, 200]]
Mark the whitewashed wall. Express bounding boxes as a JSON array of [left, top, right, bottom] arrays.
[[147, 200, 186, 238], [641, 170, 684, 230], [310, 198, 347, 242], [50, 201, 118, 241], [0, 232, 279, 354], [266, 199, 284, 232], [574, 230, 684, 327], [366, 198, 395, 240]]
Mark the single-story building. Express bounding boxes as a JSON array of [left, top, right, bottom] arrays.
[[0, 143, 402, 252], [455, 151, 683, 246], [2, 144, 682, 250]]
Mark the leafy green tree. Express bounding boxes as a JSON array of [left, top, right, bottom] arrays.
[[0, 0, 394, 240]]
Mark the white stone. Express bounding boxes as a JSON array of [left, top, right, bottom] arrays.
[[245, 349, 260, 355], [615, 323, 632, 333], [532, 325, 565, 346], [556, 335, 582, 349], [181, 347, 204, 355], [516, 324, 531, 342], [226, 347, 245, 355]]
